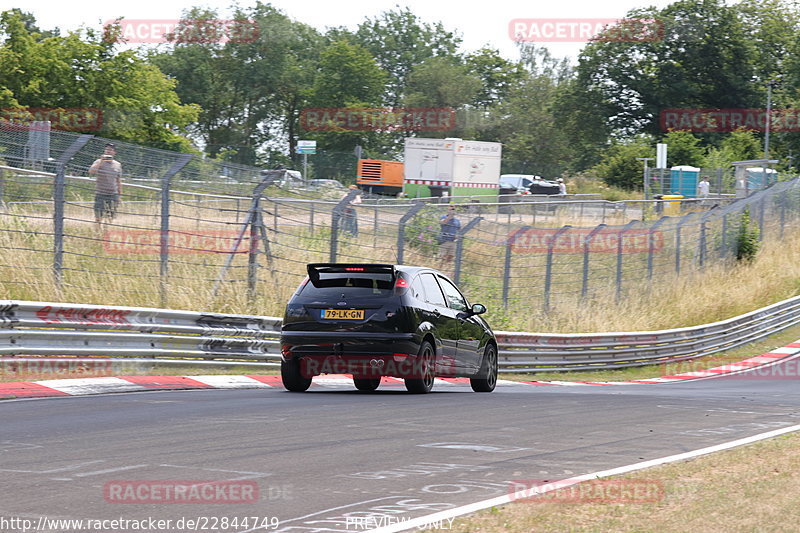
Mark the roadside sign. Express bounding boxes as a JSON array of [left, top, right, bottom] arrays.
[[297, 140, 317, 154]]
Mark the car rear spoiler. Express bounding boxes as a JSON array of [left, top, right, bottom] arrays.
[[306, 263, 396, 284]]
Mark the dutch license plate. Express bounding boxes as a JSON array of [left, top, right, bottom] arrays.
[[322, 309, 364, 320]]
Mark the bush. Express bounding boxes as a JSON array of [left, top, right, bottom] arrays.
[[736, 207, 759, 262]]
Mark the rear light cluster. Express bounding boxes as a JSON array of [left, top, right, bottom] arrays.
[[394, 277, 409, 288], [344, 267, 365, 271]]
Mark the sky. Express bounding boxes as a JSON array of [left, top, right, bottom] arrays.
[[12, 0, 681, 62]]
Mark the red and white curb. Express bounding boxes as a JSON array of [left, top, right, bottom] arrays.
[[2, 341, 799, 400]]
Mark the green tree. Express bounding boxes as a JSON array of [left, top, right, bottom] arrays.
[[662, 130, 705, 167], [704, 129, 761, 168], [0, 10, 197, 150], [304, 40, 390, 154], [151, 3, 323, 164], [484, 45, 576, 177], [403, 57, 481, 109], [310, 40, 387, 107], [354, 7, 461, 105], [464, 48, 526, 109], [568, 0, 762, 148], [590, 136, 654, 190]]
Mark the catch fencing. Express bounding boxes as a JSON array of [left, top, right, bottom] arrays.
[[2, 295, 800, 373], [1, 123, 799, 317]]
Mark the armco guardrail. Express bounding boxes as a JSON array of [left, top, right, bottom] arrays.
[[0, 301, 281, 362], [2, 296, 800, 374]]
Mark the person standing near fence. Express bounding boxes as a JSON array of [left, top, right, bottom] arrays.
[[697, 176, 710, 204], [438, 205, 461, 263], [557, 178, 567, 196], [88, 143, 123, 225], [342, 184, 361, 236]]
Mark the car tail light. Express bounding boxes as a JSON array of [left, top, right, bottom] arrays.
[[394, 277, 409, 288], [393, 353, 410, 362], [344, 267, 365, 271]]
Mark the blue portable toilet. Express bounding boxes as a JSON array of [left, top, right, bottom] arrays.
[[669, 165, 700, 197]]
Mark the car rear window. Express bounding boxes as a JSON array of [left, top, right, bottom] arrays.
[[300, 273, 394, 298]]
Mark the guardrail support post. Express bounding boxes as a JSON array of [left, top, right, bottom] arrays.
[[395, 202, 424, 264], [53, 134, 93, 293], [159, 153, 193, 308]]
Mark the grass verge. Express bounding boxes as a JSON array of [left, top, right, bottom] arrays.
[[437, 431, 800, 532]]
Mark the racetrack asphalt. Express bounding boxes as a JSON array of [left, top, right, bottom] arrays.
[[2, 351, 800, 532]]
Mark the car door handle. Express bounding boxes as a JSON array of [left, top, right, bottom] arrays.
[[432, 309, 440, 317]]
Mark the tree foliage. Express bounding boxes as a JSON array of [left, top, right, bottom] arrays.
[[0, 10, 198, 150]]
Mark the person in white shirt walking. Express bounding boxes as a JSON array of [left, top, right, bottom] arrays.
[[697, 176, 710, 205]]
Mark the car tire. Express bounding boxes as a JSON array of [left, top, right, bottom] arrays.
[[470, 343, 498, 393], [353, 377, 381, 391], [281, 359, 312, 392], [405, 341, 435, 394]]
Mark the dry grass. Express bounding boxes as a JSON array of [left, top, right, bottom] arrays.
[[438, 431, 800, 532], [2, 198, 800, 334]]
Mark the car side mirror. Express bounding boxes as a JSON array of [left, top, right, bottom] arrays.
[[471, 303, 487, 315]]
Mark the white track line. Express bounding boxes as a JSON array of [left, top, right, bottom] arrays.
[[368, 423, 800, 532]]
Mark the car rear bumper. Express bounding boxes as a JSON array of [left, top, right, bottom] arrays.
[[280, 332, 424, 378]]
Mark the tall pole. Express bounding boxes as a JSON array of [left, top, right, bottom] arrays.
[[764, 81, 773, 160], [637, 157, 654, 202]]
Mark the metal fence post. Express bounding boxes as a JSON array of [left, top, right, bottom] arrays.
[[454, 216, 482, 285], [698, 220, 707, 268], [159, 153, 193, 307], [373, 205, 379, 248], [503, 226, 529, 308], [212, 171, 280, 298], [53, 134, 93, 291], [309, 201, 315, 234], [544, 225, 572, 313], [674, 213, 697, 275], [0, 167, 5, 211], [615, 221, 637, 302], [396, 202, 424, 264], [647, 217, 667, 280], [758, 195, 766, 241], [720, 214, 728, 259], [780, 190, 786, 239], [247, 197, 260, 304], [330, 189, 358, 263], [582, 224, 606, 300]]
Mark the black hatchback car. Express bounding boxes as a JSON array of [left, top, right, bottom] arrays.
[[280, 263, 498, 393]]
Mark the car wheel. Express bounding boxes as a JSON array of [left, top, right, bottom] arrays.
[[470, 343, 498, 393], [353, 377, 381, 391], [405, 341, 435, 394], [281, 359, 312, 392]]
